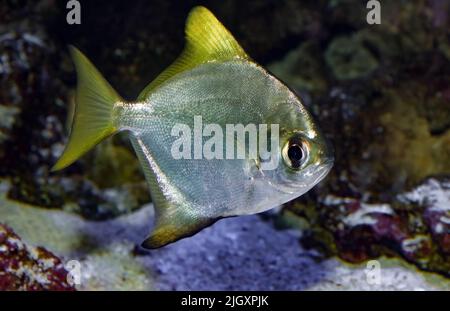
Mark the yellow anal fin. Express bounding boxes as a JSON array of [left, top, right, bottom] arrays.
[[137, 6, 249, 100], [142, 212, 220, 249]]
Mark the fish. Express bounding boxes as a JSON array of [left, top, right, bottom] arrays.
[[52, 6, 334, 249]]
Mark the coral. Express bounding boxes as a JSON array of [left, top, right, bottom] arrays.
[[0, 223, 75, 291], [325, 35, 379, 80]]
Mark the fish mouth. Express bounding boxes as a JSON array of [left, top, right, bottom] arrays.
[[322, 155, 334, 169], [317, 158, 334, 180], [306, 159, 333, 186], [272, 158, 334, 195], [297, 157, 334, 188]]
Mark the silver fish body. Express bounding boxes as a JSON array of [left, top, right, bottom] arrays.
[[52, 7, 333, 248], [115, 60, 332, 218]]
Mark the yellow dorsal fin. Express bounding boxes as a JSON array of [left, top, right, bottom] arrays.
[[137, 6, 249, 100]]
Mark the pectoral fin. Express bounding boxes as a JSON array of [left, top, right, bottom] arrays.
[[129, 136, 220, 249]]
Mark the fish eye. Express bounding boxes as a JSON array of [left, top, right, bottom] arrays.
[[282, 138, 309, 170]]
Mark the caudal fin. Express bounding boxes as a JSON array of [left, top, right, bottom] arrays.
[[52, 46, 121, 171]]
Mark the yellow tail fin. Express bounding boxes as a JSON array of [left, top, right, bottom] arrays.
[[52, 46, 121, 171]]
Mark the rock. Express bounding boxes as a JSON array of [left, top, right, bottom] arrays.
[[0, 184, 447, 290], [265, 0, 450, 276], [1, 0, 450, 281], [0, 1, 149, 218], [0, 223, 75, 291], [284, 177, 450, 277], [400, 178, 450, 258], [268, 42, 328, 97], [325, 35, 379, 80], [0, 105, 20, 146]]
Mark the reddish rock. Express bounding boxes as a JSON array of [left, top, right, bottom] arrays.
[[289, 178, 450, 277], [424, 209, 450, 255], [0, 224, 75, 291]]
